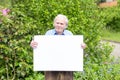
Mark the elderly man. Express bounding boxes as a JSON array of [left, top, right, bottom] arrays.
[[45, 14, 73, 35], [30, 14, 86, 80]]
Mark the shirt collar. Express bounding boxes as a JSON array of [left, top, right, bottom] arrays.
[[54, 29, 65, 35]]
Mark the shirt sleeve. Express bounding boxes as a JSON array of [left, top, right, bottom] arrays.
[[45, 29, 55, 35], [64, 30, 73, 35]]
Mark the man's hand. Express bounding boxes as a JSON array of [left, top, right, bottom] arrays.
[[81, 43, 86, 49], [30, 40, 38, 48]]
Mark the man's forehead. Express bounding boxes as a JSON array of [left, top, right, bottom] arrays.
[[55, 18, 66, 22]]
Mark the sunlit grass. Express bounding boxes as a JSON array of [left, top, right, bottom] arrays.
[[101, 29, 120, 42]]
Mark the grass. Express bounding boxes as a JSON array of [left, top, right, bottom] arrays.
[[101, 29, 120, 42]]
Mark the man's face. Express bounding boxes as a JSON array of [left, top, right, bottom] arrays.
[[54, 18, 67, 34]]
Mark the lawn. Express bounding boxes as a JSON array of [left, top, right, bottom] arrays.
[[101, 29, 120, 42]]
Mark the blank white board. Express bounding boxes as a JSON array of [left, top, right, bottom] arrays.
[[33, 35, 83, 71]]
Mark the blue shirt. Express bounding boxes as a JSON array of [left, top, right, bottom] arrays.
[[45, 29, 73, 35]]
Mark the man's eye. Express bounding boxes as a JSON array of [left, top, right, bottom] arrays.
[[60, 23, 63, 25], [56, 22, 59, 24]]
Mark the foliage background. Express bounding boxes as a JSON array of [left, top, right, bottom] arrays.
[[0, 0, 120, 80]]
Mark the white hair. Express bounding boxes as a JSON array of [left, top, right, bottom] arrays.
[[53, 14, 69, 28]]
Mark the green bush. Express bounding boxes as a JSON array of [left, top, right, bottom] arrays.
[[106, 17, 120, 32], [0, 8, 35, 79], [1, 0, 118, 79], [99, 0, 120, 32], [74, 60, 120, 80]]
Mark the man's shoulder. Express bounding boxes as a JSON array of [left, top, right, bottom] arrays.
[[64, 30, 73, 35], [45, 29, 55, 35]]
